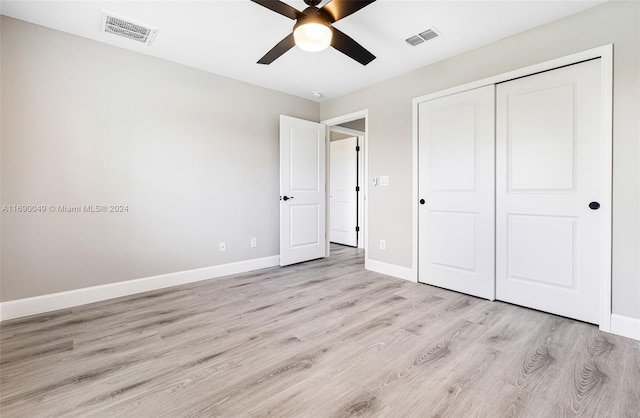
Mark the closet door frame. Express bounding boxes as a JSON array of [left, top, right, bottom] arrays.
[[412, 44, 613, 332]]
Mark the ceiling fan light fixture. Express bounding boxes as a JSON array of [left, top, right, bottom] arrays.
[[293, 20, 333, 52], [251, 0, 377, 65]]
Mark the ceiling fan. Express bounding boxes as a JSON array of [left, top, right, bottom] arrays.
[[251, 0, 377, 65]]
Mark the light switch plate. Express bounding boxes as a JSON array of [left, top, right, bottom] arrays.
[[380, 176, 389, 186]]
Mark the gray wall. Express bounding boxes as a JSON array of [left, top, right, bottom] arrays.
[[320, 1, 640, 319], [1, 16, 319, 301]]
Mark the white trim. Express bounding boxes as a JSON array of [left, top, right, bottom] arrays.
[[329, 126, 364, 137], [322, 110, 369, 128], [598, 45, 613, 332], [412, 45, 614, 331], [0, 256, 279, 322], [412, 92, 420, 278], [323, 110, 369, 259], [366, 259, 416, 282], [610, 314, 640, 341], [412, 45, 613, 105]]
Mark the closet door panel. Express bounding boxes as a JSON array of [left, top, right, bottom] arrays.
[[418, 85, 495, 300], [496, 59, 603, 324]]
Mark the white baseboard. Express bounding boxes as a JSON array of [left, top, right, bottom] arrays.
[[365, 258, 416, 282], [610, 313, 640, 341], [0, 255, 280, 322]]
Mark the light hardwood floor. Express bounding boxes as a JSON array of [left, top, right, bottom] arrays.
[[1, 245, 639, 417]]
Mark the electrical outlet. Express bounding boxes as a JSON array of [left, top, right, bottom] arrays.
[[219, 242, 226, 252], [250, 237, 257, 248], [380, 239, 386, 250]]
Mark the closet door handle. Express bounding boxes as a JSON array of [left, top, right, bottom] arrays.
[[589, 201, 600, 210], [419, 199, 426, 205]]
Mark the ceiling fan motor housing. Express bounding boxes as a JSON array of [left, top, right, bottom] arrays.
[[294, 7, 334, 32]]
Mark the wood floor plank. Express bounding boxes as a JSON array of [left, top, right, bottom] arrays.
[[1, 245, 638, 417]]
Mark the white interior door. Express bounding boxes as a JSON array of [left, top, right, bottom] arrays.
[[280, 115, 326, 266], [496, 59, 604, 324], [330, 137, 358, 247], [418, 85, 495, 299], [357, 135, 364, 249]]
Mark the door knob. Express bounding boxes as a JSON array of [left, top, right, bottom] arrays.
[[419, 199, 426, 205], [589, 201, 600, 210], [282, 195, 294, 201]]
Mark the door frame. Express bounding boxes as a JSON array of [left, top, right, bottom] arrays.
[[412, 44, 613, 331], [328, 128, 365, 249], [322, 110, 369, 259]]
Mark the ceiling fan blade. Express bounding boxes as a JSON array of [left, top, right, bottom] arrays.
[[321, 0, 376, 22], [331, 27, 375, 66], [251, 0, 301, 20], [257, 33, 296, 64]]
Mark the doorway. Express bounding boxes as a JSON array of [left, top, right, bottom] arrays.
[[323, 111, 368, 260], [329, 136, 358, 247]]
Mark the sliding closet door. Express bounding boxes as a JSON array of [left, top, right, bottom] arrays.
[[418, 85, 495, 300], [496, 59, 604, 324]]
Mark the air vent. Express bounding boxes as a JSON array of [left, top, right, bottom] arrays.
[[406, 35, 424, 47], [406, 27, 441, 47], [101, 12, 158, 46], [419, 29, 438, 42]]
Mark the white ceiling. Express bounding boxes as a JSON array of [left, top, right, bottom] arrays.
[[1, 0, 606, 101]]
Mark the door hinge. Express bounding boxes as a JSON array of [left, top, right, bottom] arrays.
[[356, 226, 360, 232], [356, 145, 360, 152], [356, 186, 360, 192]]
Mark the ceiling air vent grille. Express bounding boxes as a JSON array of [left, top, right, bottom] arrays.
[[419, 29, 438, 42], [406, 35, 424, 46], [101, 12, 158, 46], [406, 27, 441, 47]]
